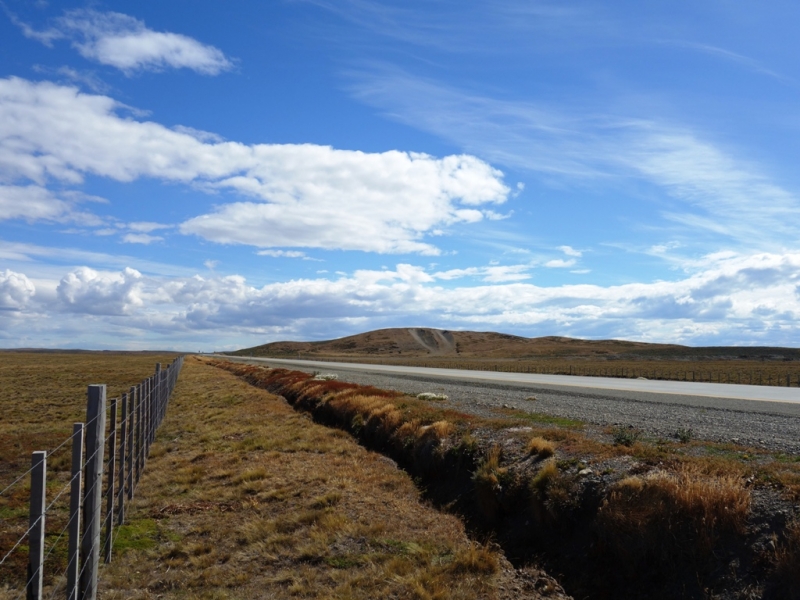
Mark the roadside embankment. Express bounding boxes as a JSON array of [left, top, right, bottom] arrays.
[[209, 358, 800, 600]]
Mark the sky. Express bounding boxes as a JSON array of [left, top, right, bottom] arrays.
[[1, 0, 800, 350]]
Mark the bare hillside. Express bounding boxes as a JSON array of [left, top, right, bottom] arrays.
[[231, 327, 800, 361], [233, 327, 682, 359]]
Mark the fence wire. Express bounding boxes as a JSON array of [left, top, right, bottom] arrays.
[[3, 356, 184, 598]]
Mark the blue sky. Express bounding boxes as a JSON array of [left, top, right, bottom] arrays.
[[1, 0, 800, 350]]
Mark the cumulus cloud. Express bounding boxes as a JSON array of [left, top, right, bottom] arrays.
[[4, 251, 798, 347], [0, 270, 35, 309], [57, 267, 143, 315], [0, 77, 510, 254], [19, 10, 233, 75]]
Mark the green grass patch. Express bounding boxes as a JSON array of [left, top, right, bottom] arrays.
[[112, 519, 161, 554], [513, 410, 584, 429]]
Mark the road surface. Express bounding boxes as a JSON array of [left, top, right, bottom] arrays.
[[212, 355, 800, 451]]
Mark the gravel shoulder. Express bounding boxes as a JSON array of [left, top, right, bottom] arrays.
[[224, 356, 800, 454]]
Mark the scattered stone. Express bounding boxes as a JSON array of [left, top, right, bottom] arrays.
[[416, 392, 448, 401], [313, 373, 338, 381]]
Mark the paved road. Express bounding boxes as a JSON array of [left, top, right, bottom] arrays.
[[211, 355, 800, 451], [218, 356, 800, 412]]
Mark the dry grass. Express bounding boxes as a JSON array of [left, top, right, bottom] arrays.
[[0, 351, 177, 590], [94, 357, 512, 599], [769, 520, 800, 599], [596, 463, 751, 577], [526, 437, 555, 459]]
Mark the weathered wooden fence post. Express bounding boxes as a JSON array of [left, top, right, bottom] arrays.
[[27, 450, 46, 600], [67, 423, 84, 600], [103, 398, 117, 564], [80, 384, 106, 600]]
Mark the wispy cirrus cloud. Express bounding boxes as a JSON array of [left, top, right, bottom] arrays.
[[348, 67, 800, 248]]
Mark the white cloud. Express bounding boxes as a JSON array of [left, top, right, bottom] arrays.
[[0, 184, 102, 224], [0, 77, 510, 254], [0, 270, 35, 309], [544, 258, 576, 268], [20, 10, 233, 75], [349, 68, 800, 248], [128, 221, 169, 233], [434, 264, 531, 282], [3, 251, 800, 347], [0, 184, 72, 221], [558, 245, 582, 257], [32, 65, 111, 94], [56, 267, 143, 315], [122, 233, 162, 245], [257, 250, 308, 258]]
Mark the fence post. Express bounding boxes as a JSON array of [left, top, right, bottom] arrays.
[[103, 398, 117, 564], [117, 394, 127, 526], [67, 423, 84, 600], [127, 387, 135, 500], [27, 450, 46, 600], [143, 377, 150, 459], [155, 364, 162, 428], [80, 385, 106, 600], [136, 382, 143, 485]]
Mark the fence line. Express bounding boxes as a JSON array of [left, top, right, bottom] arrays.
[[0, 356, 184, 600]]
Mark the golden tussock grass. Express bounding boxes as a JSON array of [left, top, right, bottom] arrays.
[[92, 357, 511, 599], [596, 463, 751, 573], [769, 520, 800, 598], [526, 436, 555, 459], [529, 459, 559, 496]]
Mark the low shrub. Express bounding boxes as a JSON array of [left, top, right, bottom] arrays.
[[612, 426, 641, 447]]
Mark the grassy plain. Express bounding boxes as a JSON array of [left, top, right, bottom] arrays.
[[0, 352, 176, 592], [2, 354, 545, 599], [97, 357, 531, 599]]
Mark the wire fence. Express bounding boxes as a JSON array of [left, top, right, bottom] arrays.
[[0, 356, 184, 600]]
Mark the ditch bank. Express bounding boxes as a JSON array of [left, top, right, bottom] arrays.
[[207, 359, 800, 600]]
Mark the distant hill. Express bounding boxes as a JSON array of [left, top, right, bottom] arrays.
[[230, 328, 800, 361]]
